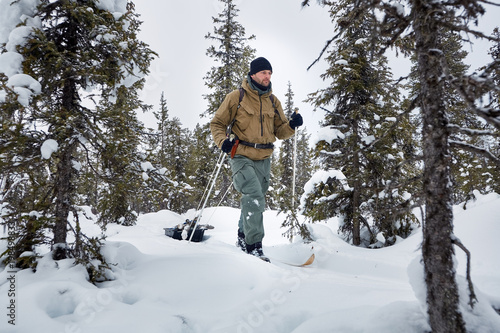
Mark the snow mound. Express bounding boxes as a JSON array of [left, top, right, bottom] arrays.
[[1, 193, 499, 332]]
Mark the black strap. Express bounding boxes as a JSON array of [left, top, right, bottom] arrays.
[[239, 140, 274, 150], [238, 87, 245, 106]]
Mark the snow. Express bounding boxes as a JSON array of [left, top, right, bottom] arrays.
[[8, 74, 41, 93], [302, 169, 350, 199], [40, 139, 58, 159], [95, 0, 128, 15], [1, 193, 499, 332], [1, 0, 500, 331], [0, 0, 138, 106], [0, 52, 23, 77], [0, 0, 41, 105], [0, 0, 39, 46], [361, 135, 375, 145], [312, 127, 345, 145]]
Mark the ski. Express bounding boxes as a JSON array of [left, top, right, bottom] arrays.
[[271, 253, 315, 267]]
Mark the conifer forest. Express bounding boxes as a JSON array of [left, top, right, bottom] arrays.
[[1, 1, 500, 332]]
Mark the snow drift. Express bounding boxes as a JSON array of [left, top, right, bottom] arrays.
[[1, 193, 500, 333]]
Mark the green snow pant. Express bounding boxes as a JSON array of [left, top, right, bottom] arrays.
[[230, 155, 271, 245]]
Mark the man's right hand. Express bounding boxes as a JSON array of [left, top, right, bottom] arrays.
[[221, 138, 235, 153]]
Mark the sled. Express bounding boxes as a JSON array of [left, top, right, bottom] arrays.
[[164, 219, 213, 242]]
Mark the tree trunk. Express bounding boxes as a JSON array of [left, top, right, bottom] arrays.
[[52, 15, 78, 260], [352, 149, 361, 246], [413, 1, 466, 332], [52, 143, 74, 260]]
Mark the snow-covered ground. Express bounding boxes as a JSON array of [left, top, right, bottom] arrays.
[[1, 192, 500, 333]]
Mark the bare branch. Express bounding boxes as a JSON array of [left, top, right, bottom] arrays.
[[307, 35, 338, 71], [451, 235, 478, 309]]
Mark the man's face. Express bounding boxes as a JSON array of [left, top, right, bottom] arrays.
[[251, 70, 272, 87]]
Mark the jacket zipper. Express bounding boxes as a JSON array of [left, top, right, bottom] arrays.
[[259, 96, 263, 136]]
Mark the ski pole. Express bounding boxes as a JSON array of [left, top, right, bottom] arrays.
[[195, 150, 224, 212], [189, 135, 234, 242], [292, 107, 299, 211]]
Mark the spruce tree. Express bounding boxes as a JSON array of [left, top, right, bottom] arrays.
[[203, 0, 256, 118], [142, 92, 173, 213], [143, 92, 194, 214], [186, 123, 221, 209], [275, 82, 314, 240], [202, 0, 256, 208], [276, 82, 296, 212], [302, 0, 499, 330], [0, 0, 154, 280], [164, 117, 193, 213], [485, 28, 500, 194], [302, 0, 418, 246], [406, 26, 499, 205]]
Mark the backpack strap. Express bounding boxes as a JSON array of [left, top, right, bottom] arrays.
[[269, 94, 279, 116], [227, 88, 245, 135], [229, 88, 278, 130], [238, 87, 245, 107]]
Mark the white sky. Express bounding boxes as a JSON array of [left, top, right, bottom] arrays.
[[133, 0, 500, 136]]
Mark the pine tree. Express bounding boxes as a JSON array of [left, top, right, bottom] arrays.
[[301, 0, 500, 331], [0, 0, 155, 280], [486, 28, 500, 195], [295, 130, 315, 200], [302, 0, 418, 246], [202, 0, 257, 209], [276, 82, 296, 212], [164, 118, 193, 213], [153, 92, 170, 167], [97, 86, 145, 226], [203, 0, 256, 118], [141, 92, 173, 213], [491, 28, 500, 109], [186, 123, 221, 209], [143, 92, 194, 214], [274, 82, 314, 240], [406, 25, 499, 205]]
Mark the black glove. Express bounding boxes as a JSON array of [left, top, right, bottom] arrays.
[[289, 113, 303, 130], [221, 138, 235, 153]]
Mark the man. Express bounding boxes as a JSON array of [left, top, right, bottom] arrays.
[[210, 57, 303, 262]]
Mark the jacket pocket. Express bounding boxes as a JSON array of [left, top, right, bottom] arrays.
[[262, 111, 275, 139], [236, 105, 260, 141]]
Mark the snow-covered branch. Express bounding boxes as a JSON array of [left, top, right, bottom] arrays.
[[447, 123, 500, 137], [449, 140, 500, 167]]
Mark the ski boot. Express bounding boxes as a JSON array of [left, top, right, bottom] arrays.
[[246, 242, 270, 263], [236, 229, 246, 252]]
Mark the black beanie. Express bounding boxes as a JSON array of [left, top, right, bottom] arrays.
[[249, 57, 272, 75]]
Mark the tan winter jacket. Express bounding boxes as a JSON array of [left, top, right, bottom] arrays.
[[211, 78, 295, 160]]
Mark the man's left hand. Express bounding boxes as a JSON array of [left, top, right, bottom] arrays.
[[289, 113, 303, 130]]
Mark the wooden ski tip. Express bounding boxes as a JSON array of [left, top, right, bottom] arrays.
[[302, 253, 315, 266]]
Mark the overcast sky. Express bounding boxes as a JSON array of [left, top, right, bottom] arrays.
[[133, 0, 500, 137]]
